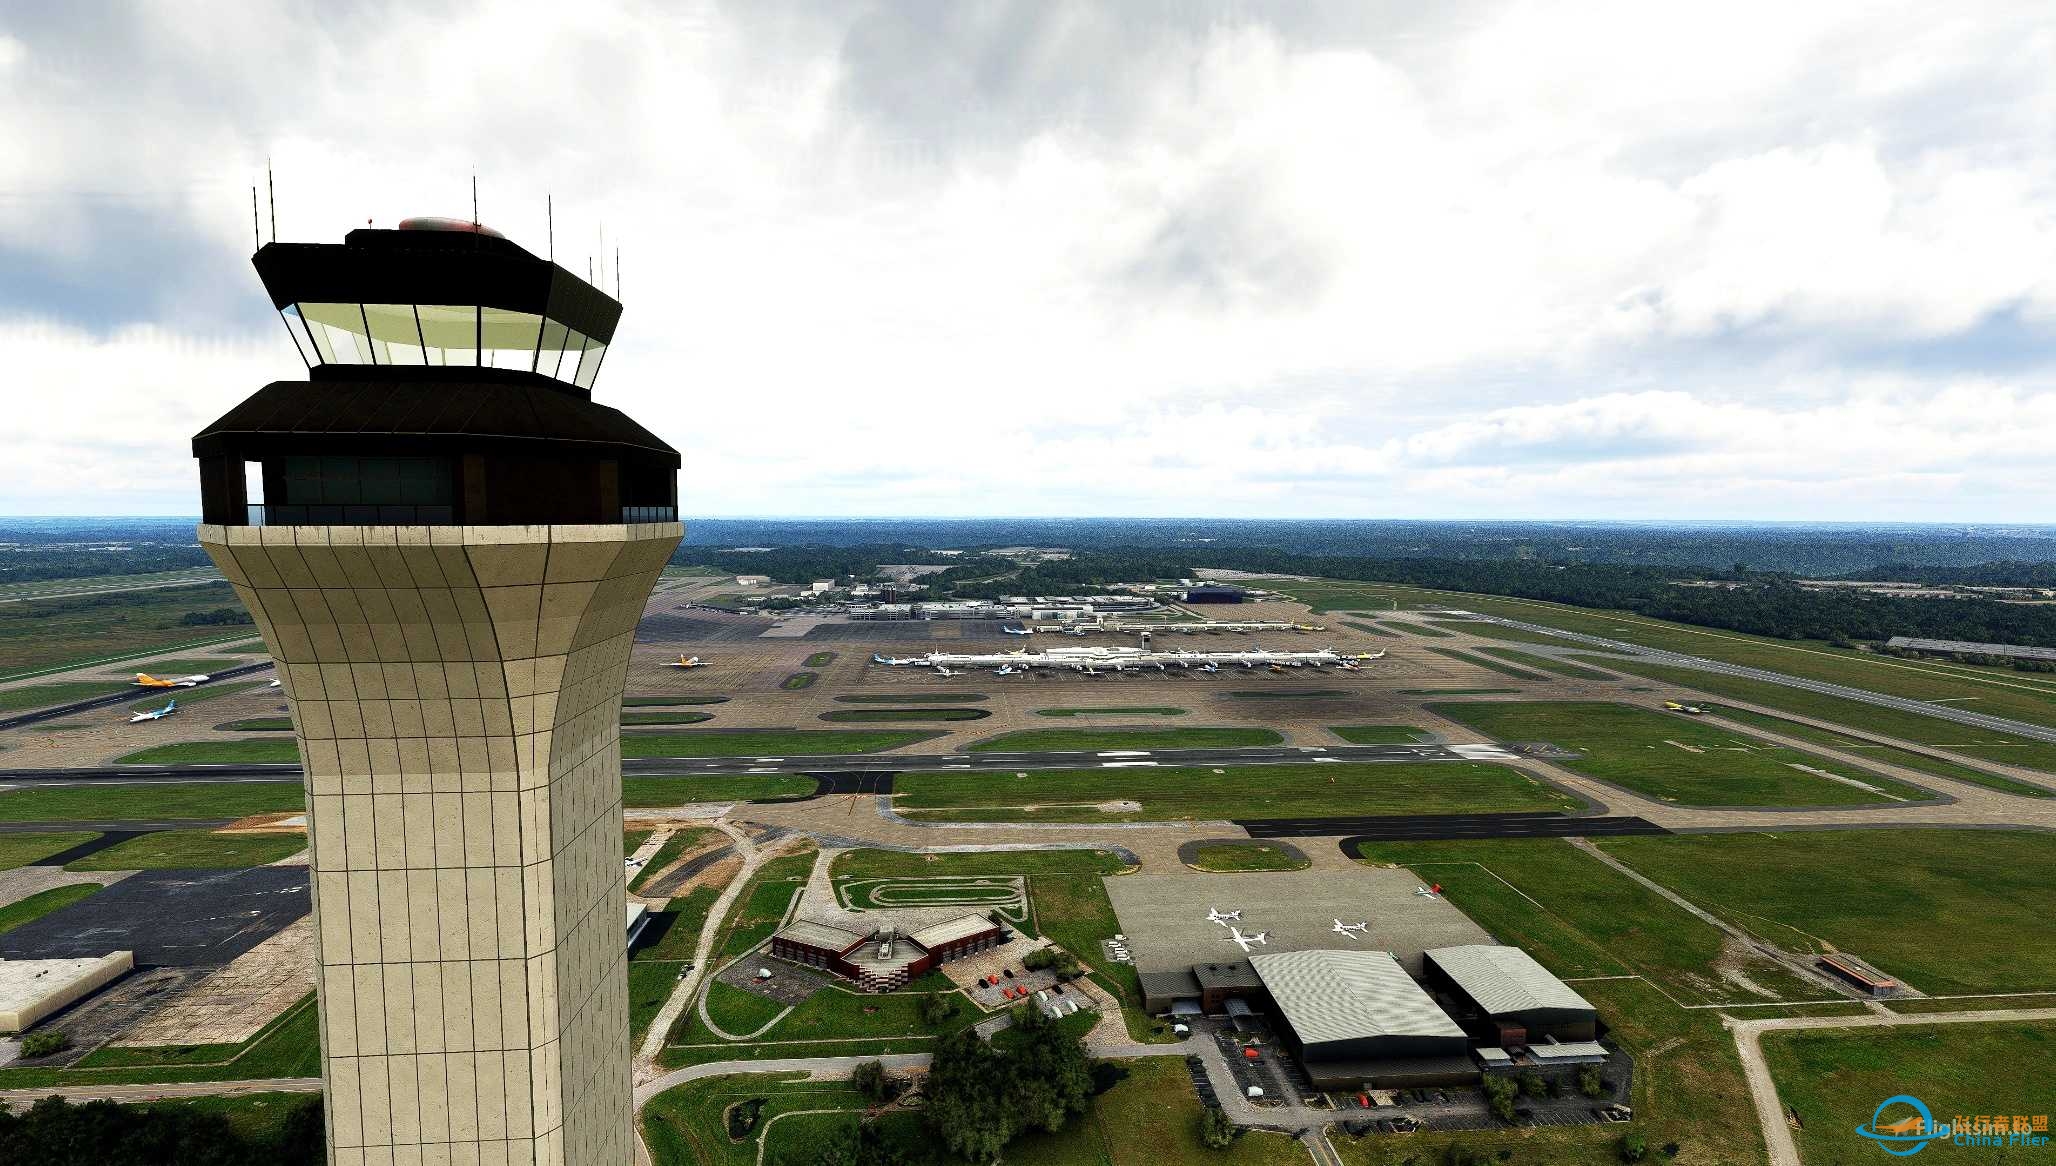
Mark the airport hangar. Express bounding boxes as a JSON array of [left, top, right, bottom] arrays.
[[1109, 870, 1600, 1089]]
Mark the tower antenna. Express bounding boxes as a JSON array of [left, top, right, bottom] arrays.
[[546, 193, 554, 262], [598, 222, 605, 293], [615, 246, 621, 299], [251, 185, 261, 251], [266, 158, 277, 243], [471, 174, 479, 228]]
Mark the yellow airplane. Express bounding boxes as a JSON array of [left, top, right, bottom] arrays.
[[134, 672, 208, 688], [661, 655, 708, 669]]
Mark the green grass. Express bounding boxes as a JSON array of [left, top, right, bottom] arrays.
[[1356, 836, 1823, 1007], [0, 884, 101, 934], [1327, 724, 1427, 743], [1599, 830, 2056, 995], [819, 707, 989, 722], [124, 1092, 318, 1147], [640, 1072, 868, 1166], [780, 671, 818, 690], [964, 727, 1283, 752], [1423, 619, 1599, 648], [1400, 687, 1518, 696], [216, 716, 295, 731], [0, 782, 302, 822], [630, 828, 717, 893], [624, 775, 813, 805], [1765, 1021, 2056, 1165], [123, 680, 263, 713], [67, 829, 307, 870], [1700, 703, 2053, 795], [1473, 645, 1619, 680], [122, 657, 247, 677], [113, 739, 300, 764], [1600, 659, 2056, 785], [637, 885, 722, 964], [627, 694, 729, 706], [622, 729, 942, 757], [1425, 645, 1547, 680], [704, 980, 791, 1034], [0, 581, 257, 679], [835, 692, 989, 703], [0, 832, 96, 869], [1341, 620, 1399, 637], [0, 993, 320, 1087], [713, 851, 817, 963], [1432, 701, 1932, 806], [0, 681, 128, 711], [894, 761, 1577, 822], [623, 710, 715, 725], [1385, 621, 1454, 637], [803, 652, 837, 668], [1183, 841, 1309, 872], [1035, 706, 1187, 717], [215, 640, 268, 653]]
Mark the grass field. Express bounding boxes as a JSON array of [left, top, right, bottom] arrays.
[[1765, 1021, 2056, 1165], [67, 829, 307, 870], [0, 582, 257, 679], [803, 652, 836, 668], [216, 716, 294, 731], [1701, 703, 2053, 796], [0, 990, 320, 1088], [621, 729, 943, 757], [1600, 658, 2056, 783], [964, 727, 1283, 752], [1400, 687, 1518, 696], [835, 693, 989, 703], [624, 775, 813, 805], [1035, 706, 1187, 717], [1385, 621, 1454, 637], [1426, 645, 1548, 680], [630, 885, 723, 1044], [1341, 620, 1400, 637], [120, 657, 247, 677], [0, 884, 101, 934], [1281, 578, 2056, 727], [0, 680, 128, 711], [630, 828, 718, 894], [1356, 836, 1823, 1007], [622, 710, 715, 725], [893, 762, 1578, 822], [703, 980, 790, 1034], [124, 680, 264, 713], [1183, 841, 1309, 872], [111, 739, 301, 764], [819, 707, 989, 722], [1473, 645, 1619, 680], [1423, 619, 1605, 648], [1599, 830, 2056, 995], [1432, 701, 1932, 806], [0, 781, 303, 822], [1328, 724, 1427, 743], [713, 850, 817, 963], [779, 671, 818, 690], [0, 832, 95, 869]]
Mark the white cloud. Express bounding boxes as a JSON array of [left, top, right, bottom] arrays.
[[3, 1, 2056, 519]]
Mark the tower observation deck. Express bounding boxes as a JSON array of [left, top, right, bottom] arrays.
[[193, 215, 682, 1165]]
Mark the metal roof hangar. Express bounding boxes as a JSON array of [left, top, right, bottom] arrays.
[[1248, 950, 1475, 1089], [1423, 945, 1598, 1045]]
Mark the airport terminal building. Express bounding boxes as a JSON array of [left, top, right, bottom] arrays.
[[770, 913, 1006, 992]]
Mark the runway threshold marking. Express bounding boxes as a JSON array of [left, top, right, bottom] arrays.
[[1099, 761, 1160, 768]]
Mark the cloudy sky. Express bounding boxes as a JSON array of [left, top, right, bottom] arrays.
[[5, 2, 2055, 521]]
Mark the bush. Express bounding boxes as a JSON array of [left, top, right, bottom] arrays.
[[852, 1059, 890, 1103], [1517, 1070, 1546, 1098], [19, 1031, 71, 1059], [0, 1094, 322, 1165], [918, 990, 961, 1027], [727, 1098, 766, 1138], [1022, 947, 1081, 977], [1618, 1132, 1648, 1163], [1198, 1105, 1236, 1150], [1578, 1065, 1606, 1098], [1481, 1076, 1518, 1123]]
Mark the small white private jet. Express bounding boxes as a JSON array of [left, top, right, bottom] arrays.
[[266, 677, 282, 688], [1205, 907, 1242, 928], [1198, 663, 1220, 674], [1225, 926, 1269, 953], [1331, 919, 1369, 940], [1002, 624, 1033, 636], [662, 655, 708, 669], [994, 664, 1020, 675], [1415, 885, 1439, 899], [129, 699, 177, 723], [934, 665, 959, 677]]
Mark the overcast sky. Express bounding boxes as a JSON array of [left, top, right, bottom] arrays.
[[5, 1, 2056, 521]]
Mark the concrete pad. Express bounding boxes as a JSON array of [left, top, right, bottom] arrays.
[[1103, 867, 1492, 977], [113, 916, 314, 1047]]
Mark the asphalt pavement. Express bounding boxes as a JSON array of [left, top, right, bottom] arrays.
[[0, 661, 277, 732]]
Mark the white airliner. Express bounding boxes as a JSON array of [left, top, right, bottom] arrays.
[[1331, 919, 1369, 940], [129, 699, 177, 723], [1205, 907, 1242, 927], [1002, 624, 1033, 636], [1225, 927, 1269, 953], [661, 655, 708, 669], [871, 646, 1384, 674]]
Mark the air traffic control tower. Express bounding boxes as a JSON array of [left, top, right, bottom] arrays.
[[193, 216, 681, 1165]]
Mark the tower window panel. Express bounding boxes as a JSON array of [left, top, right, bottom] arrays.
[[535, 318, 571, 380], [417, 304, 479, 366], [573, 341, 607, 389], [279, 305, 316, 367], [364, 303, 427, 365], [299, 302, 371, 364], [480, 308, 543, 370]]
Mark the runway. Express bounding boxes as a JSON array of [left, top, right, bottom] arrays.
[[0, 661, 277, 732], [1237, 809, 1670, 841], [0, 741, 1519, 785]]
